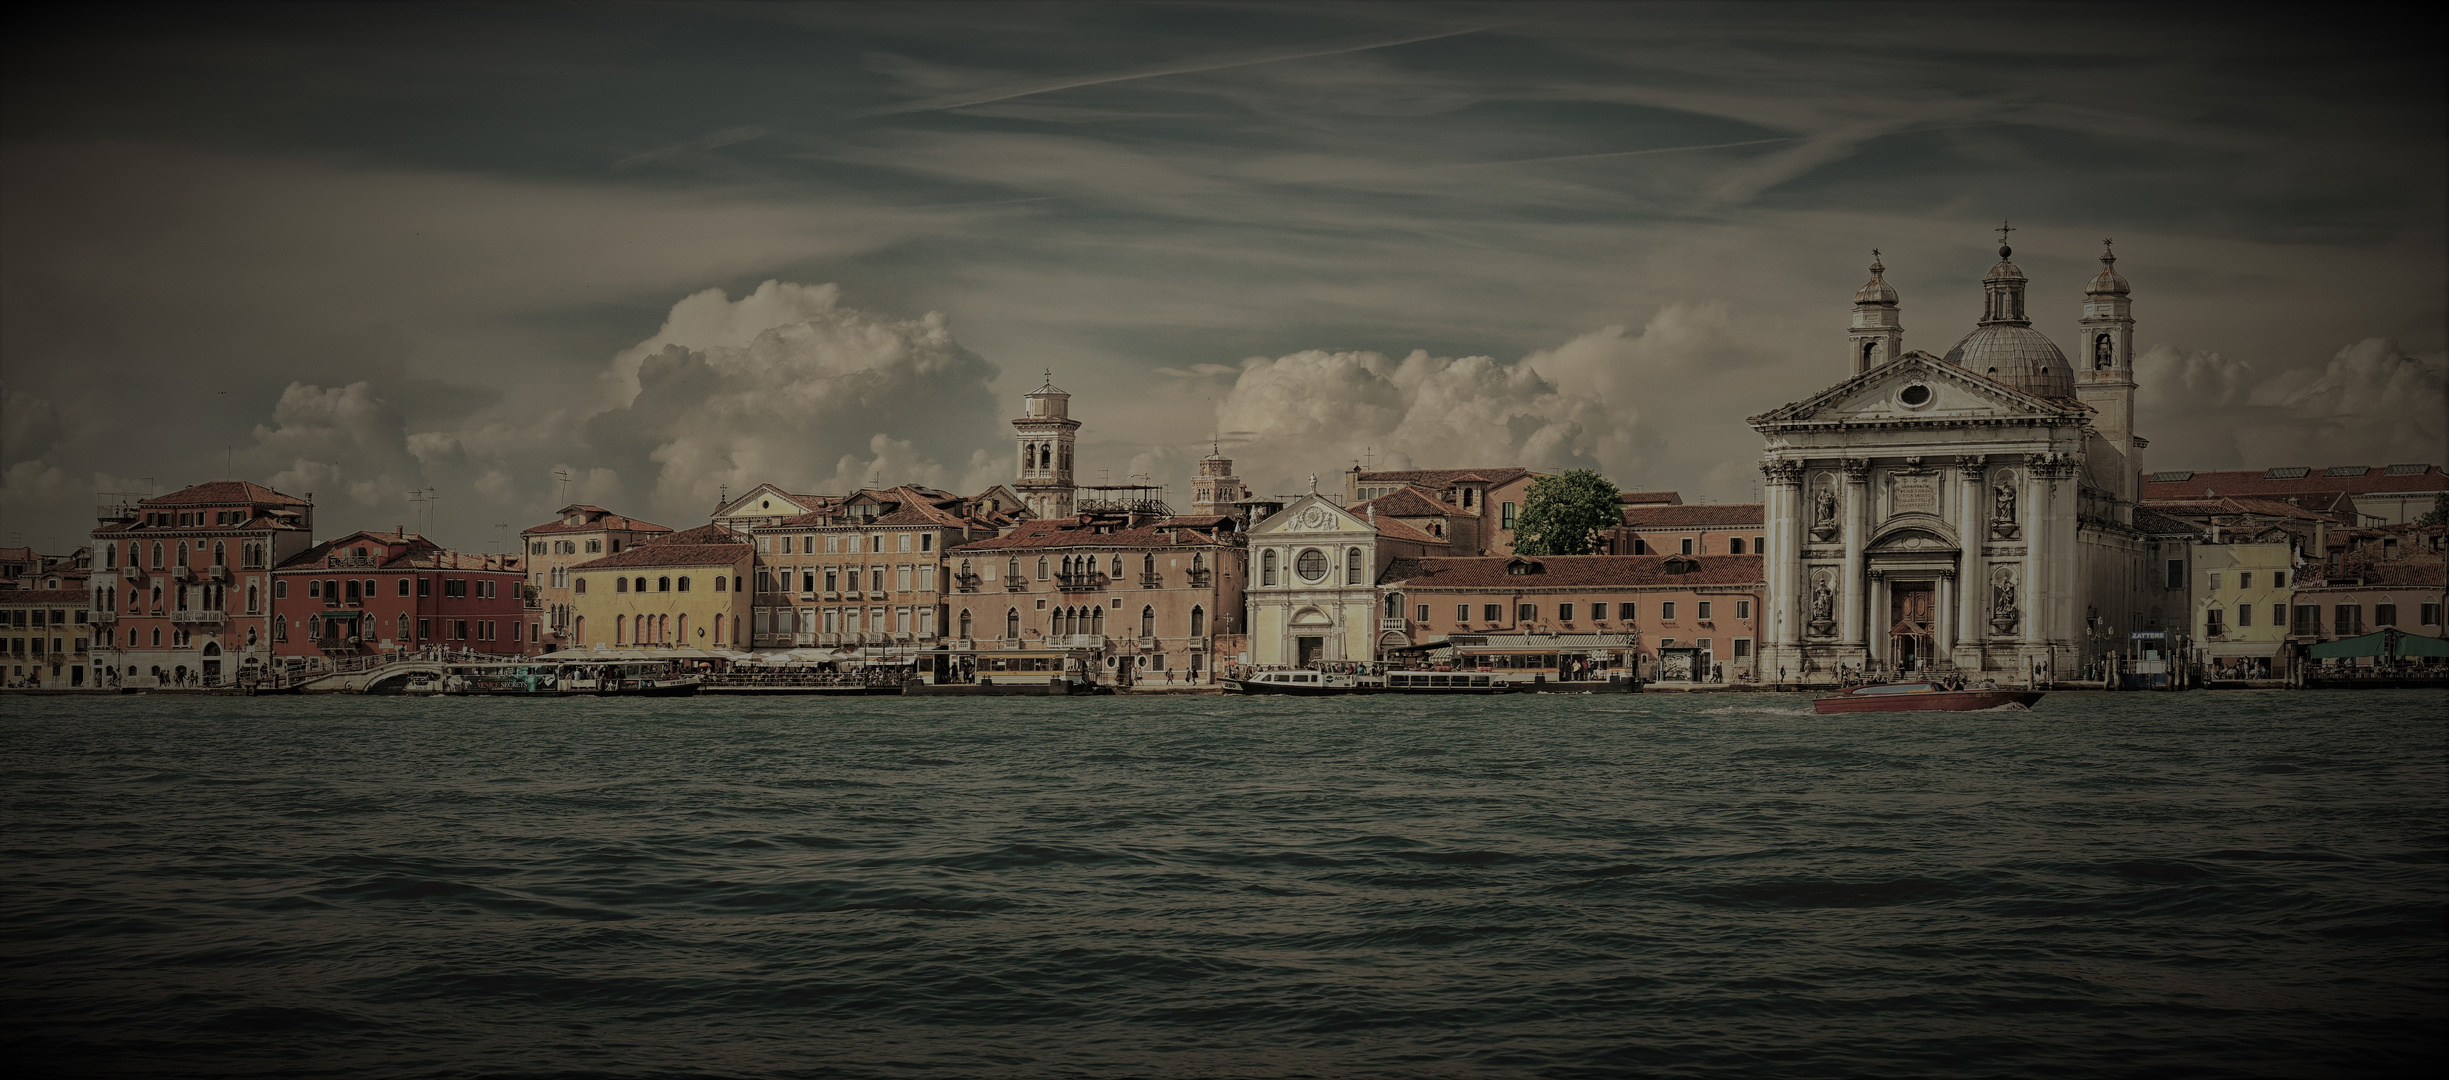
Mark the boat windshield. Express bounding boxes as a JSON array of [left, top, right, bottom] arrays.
[[1851, 683, 1937, 695]]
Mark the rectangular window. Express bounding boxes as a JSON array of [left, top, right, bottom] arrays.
[[2334, 605, 2360, 635], [897, 607, 912, 633], [2206, 609, 2225, 635], [1558, 603, 1575, 622], [2293, 605, 2317, 634], [1517, 603, 1536, 622], [756, 571, 773, 593], [2167, 560, 2185, 589], [1697, 601, 1714, 620], [1662, 601, 1677, 620], [1736, 600, 1752, 620], [1680, 538, 1694, 555], [2273, 571, 2285, 588], [825, 568, 839, 592], [417, 619, 430, 639], [921, 534, 933, 552], [918, 565, 936, 592], [1483, 604, 1501, 622], [897, 566, 913, 592], [758, 537, 772, 553], [1501, 502, 1517, 529], [1733, 638, 1753, 659], [398, 578, 411, 596], [275, 580, 289, 599], [919, 607, 935, 635], [2376, 604, 2397, 627], [846, 567, 861, 591], [823, 609, 839, 633], [1590, 602, 1609, 621], [2208, 572, 2221, 592], [872, 535, 885, 553], [307, 579, 321, 598], [1417, 604, 1430, 623], [2236, 604, 2252, 627], [454, 619, 468, 640], [1458, 604, 1470, 623], [419, 577, 431, 597], [780, 536, 793, 554], [899, 534, 912, 553], [2423, 603, 2441, 626], [2238, 572, 2252, 590]]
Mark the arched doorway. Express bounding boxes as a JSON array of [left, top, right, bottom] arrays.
[[201, 641, 223, 686], [1888, 582, 1936, 673]]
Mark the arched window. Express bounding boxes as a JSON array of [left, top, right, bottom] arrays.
[[151, 542, 163, 569], [1191, 553, 1204, 572], [398, 614, 412, 639], [104, 543, 117, 570], [1036, 556, 1049, 580], [634, 577, 647, 593], [1862, 340, 1877, 368], [1190, 606, 1205, 637], [616, 614, 627, 644], [1347, 548, 1363, 584], [960, 559, 973, 578], [1262, 550, 1278, 585], [713, 575, 725, 591], [712, 614, 724, 644], [676, 614, 688, 641], [1091, 605, 1104, 634], [1005, 608, 1020, 639], [677, 576, 691, 592], [574, 616, 585, 642], [176, 542, 189, 567], [575, 578, 588, 594], [213, 542, 226, 566], [1139, 605, 1155, 638], [615, 577, 627, 593], [1008, 558, 1021, 583], [246, 585, 258, 614], [657, 576, 670, 592], [959, 609, 973, 639], [1142, 554, 1155, 579]]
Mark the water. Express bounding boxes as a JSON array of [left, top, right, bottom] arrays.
[[3, 691, 2443, 1078]]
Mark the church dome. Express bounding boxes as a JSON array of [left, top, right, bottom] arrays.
[[1945, 323, 2075, 398], [1854, 252, 1898, 304], [2086, 241, 2129, 296]]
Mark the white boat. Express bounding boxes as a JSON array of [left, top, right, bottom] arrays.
[[1224, 666, 1384, 696]]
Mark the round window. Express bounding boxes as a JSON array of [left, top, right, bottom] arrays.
[[1898, 383, 1932, 407], [1296, 549, 1328, 581]]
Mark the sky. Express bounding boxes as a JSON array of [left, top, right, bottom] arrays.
[[3, 2, 2443, 554]]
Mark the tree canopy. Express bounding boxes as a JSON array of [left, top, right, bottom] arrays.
[[1510, 469, 1622, 556]]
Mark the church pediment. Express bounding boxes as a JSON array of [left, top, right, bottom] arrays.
[[1868, 521, 1958, 553], [1750, 352, 2072, 429], [1251, 493, 1371, 537]]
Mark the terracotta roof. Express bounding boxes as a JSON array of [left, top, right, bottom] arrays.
[[1619, 491, 1682, 505], [1623, 504, 1765, 528], [647, 523, 749, 546], [2143, 465, 2446, 500], [141, 480, 310, 507], [2131, 506, 2209, 537], [1382, 554, 1764, 589], [1357, 467, 1533, 488], [2300, 560, 2449, 589], [1371, 516, 1445, 545], [1354, 487, 1468, 518], [523, 511, 671, 535], [950, 518, 1237, 553], [0, 546, 38, 562], [571, 543, 751, 570], [2, 589, 89, 604], [2142, 498, 2337, 523]]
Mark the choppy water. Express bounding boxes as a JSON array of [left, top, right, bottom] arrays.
[[3, 691, 2444, 1079]]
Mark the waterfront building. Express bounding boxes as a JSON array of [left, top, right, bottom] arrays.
[[2143, 464, 2447, 526], [0, 546, 40, 588], [1344, 467, 1541, 555], [3, 589, 93, 688], [1245, 483, 1450, 667], [565, 524, 752, 650], [1611, 503, 1766, 556], [1377, 553, 1766, 680], [2288, 557, 2449, 663], [89, 480, 317, 688], [1751, 240, 2151, 681], [270, 530, 539, 659], [521, 504, 672, 652], [743, 485, 1007, 651], [2185, 533, 2299, 679], [947, 507, 1247, 684]]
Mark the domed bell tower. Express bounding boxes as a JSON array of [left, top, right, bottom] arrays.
[[2076, 241, 2139, 507], [1848, 250, 1904, 375], [1014, 371, 1080, 520]]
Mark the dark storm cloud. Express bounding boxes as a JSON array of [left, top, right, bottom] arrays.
[[2, 3, 2440, 549]]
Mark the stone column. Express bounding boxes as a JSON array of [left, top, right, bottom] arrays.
[[2023, 460, 2047, 647], [1761, 460, 1803, 656], [1955, 455, 1986, 663], [1839, 458, 1870, 648], [1867, 569, 1887, 665], [1935, 569, 1955, 659]]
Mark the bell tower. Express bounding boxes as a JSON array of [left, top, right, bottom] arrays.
[[1013, 371, 1079, 520], [2076, 240, 2139, 506], [1848, 250, 1903, 375], [1191, 441, 1245, 517]]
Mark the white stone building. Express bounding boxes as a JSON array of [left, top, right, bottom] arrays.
[[1751, 236, 2149, 682], [1243, 485, 1448, 667]]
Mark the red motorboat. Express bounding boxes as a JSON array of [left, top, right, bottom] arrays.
[[1812, 681, 2044, 714]]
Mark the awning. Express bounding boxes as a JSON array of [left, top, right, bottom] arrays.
[[1383, 639, 1450, 655], [2309, 629, 2449, 659]]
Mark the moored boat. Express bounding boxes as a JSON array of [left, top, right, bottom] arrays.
[[1225, 667, 1383, 695], [1812, 681, 2043, 713]]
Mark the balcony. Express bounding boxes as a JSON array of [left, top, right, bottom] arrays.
[[1045, 634, 1106, 648], [954, 572, 981, 593], [1381, 618, 1407, 631], [1139, 573, 1164, 589], [1054, 571, 1106, 592], [208, 565, 231, 582], [1185, 569, 1212, 588], [173, 609, 227, 625], [171, 566, 195, 582], [92, 608, 118, 623], [1006, 578, 1028, 591]]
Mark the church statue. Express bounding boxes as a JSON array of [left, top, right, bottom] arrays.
[[1989, 569, 2019, 633], [1807, 575, 1837, 637], [1990, 473, 2021, 540], [1809, 484, 1839, 542]]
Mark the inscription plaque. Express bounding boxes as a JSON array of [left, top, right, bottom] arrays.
[[1893, 474, 1939, 515]]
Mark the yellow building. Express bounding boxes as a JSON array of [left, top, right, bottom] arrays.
[[2192, 534, 2299, 678], [522, 504, 672, 651], [567, 525, 752, 651]]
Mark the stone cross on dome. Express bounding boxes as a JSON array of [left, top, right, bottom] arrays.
[[1995, 220, 2016, 257]]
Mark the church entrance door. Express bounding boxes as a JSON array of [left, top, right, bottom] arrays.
[[1889, 582, 1936, 673], [1296, 637, 1324, 667]]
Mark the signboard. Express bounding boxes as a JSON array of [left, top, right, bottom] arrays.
[[1892, 473, 1939, 515]]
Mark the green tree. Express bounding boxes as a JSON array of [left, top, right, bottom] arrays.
[[2419, 491, 2448, 527], [1510, 469, 1622, 556]]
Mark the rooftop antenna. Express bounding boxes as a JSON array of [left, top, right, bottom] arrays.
[[554, 467, 572, 504]]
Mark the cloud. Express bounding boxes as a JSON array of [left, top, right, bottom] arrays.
[[2, 389, 70, 466], [2136, 338, 2447, 468]]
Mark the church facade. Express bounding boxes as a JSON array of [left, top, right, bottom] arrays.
[[1751, 236, 2149, 682]]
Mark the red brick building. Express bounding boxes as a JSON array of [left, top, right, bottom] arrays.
[[90, 480, 318, 687], [948, 511, 1248, 684], [271, 530, 538, 659], [1378, 553, 1767, 680], [1610, 503, 1767, 556]]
